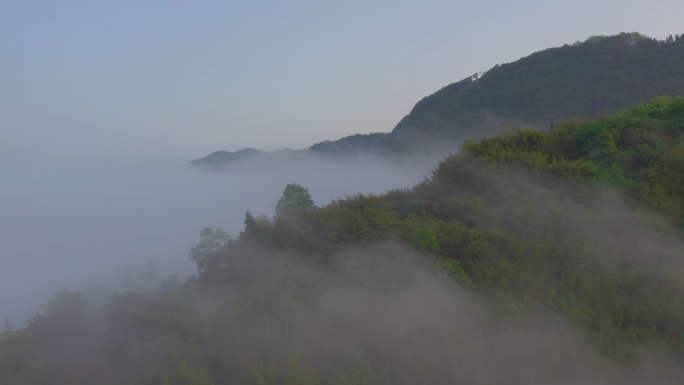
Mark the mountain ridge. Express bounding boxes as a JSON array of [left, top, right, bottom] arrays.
[[191, 32, 684, 169]]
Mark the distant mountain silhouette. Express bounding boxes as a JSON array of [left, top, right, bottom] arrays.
[[391, 32, 684, 146], [189, 148, 266, 168], [191, 32, 684, 169]]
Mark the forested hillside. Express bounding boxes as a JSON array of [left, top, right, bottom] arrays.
[[391, 32, 684, 147], [191, 32, 684, 169], [3, 98, 684, 384]]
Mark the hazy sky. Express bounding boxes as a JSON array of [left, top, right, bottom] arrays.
[[2, 0, 683, 160]]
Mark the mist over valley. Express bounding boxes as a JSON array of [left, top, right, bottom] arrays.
[[3, 2, 684, 382], [0, 152, 438, 327]]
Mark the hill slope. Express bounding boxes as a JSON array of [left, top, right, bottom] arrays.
[[391, 32, 684, 145], [191, 32, 684, 169], [5, 98, 684, 384]]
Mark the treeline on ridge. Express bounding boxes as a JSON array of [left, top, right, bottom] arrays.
[[392, 32, 684, 146]]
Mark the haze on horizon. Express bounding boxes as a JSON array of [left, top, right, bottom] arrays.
[[3, 0, 683, 161]]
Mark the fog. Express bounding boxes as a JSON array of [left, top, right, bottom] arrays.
[[6, 150, 684, 383], [271, 243, 683, 385], [0, 152, 441, 326], [89, 241, 683, 384]]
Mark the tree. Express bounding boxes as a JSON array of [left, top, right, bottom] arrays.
[[243, 211, 274, 244], [275, 184, 315, 218], [27, 289, 86, 340], [189, 227, 230, 274], [3, 319, 13, 338]]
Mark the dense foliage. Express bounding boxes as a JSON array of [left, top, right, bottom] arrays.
[[3, 98, 684, 384]]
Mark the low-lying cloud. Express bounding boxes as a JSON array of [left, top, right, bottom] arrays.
[[97, 241, 684, 384], [0, 151, 441, 326]]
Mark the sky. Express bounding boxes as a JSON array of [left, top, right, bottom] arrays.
[[2, 0, 683, 161], [0, 0, 684, 162]]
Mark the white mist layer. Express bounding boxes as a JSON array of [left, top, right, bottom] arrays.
[[0, 153, 439, 326]]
